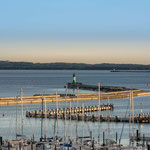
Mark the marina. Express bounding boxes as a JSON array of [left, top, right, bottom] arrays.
[[1, 0, 150, 148], [1, 70, 150, 149]]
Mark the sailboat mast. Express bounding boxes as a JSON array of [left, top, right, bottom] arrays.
[[44, 97, 47, 140], [56, 90, 59, 136], [98, 82, 101, 144], [140, 102, 143, 114], [20, 88, 24, 138], [131, 91, 135, 145], [129, 91, 132, 144], [77, 87, 79, 108], [53, 92, 56, 139], [82, 104, 84, 141], [64, 85, 68, 141], [41, 97, 44, 140], [16, 96, 18, 140], [70, 100, 72, 138], [76, 87, 79, 142], [107, 97, 110, 140]]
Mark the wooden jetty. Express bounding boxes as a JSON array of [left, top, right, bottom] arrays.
[[0, 89, 150, 106], [26, 104, 114, 117], [26, 112, 150, 124]]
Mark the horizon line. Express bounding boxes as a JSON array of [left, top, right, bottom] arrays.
[[0, 60, 150, 66]]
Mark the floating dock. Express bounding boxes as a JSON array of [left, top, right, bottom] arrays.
[[26, 104, 114, 117], [0, 90, 150, 106]]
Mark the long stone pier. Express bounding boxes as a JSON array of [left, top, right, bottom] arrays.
[[0, 89, 150, 106]]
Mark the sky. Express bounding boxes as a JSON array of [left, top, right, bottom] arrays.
[[0, 0, 150, 64]]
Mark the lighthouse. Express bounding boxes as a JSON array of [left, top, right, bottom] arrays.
[[72, 73, 76, 84]]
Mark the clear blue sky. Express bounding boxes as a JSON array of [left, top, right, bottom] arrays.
[[0, 0, 150, 64]]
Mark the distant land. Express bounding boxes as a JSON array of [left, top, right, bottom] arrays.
[[0, 61, 150, 70]]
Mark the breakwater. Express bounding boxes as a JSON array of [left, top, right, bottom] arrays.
[[66, 82, 133, 92], [0, 90, 150, 106]]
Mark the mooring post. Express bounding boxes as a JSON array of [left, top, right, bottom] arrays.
[[116, 132, 118, 144], [143, 134, 145, 147], [33, 134, 34, 143], [90, 131, 92, 138], [136, 130, 139, 139], [43, 143, 45, 150], [92, 138, 95, 150], [8, 142, 10, 150], [136, 130, 139, 147], [147, 144, 150, 150], [103, 132, 105, 146], [31, 142, 33, 150], [19, 142, 22, 150], [0, 137, 2, 150]]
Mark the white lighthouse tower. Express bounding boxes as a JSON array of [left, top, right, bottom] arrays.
[[72, 73, 76, 84]]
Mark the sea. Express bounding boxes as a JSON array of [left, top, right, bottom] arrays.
[[0, 70, 150, 146]]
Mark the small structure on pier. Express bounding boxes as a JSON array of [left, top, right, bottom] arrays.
[[72, 73, 76, 84]]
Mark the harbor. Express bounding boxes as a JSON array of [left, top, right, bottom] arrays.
[[1, 71, 150, 149], [1, 0, 150, 148]]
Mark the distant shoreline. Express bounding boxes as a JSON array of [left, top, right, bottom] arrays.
[[0, 69, 150, 72], [0, 61, 150, 70]]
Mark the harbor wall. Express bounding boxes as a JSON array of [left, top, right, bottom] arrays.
[[0, 90, 150, 106]]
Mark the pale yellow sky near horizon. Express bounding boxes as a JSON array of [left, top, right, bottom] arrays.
[[1, 0, 150, 65], [0, 41, 150, 64]]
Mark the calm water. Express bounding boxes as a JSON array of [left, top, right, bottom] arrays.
[[0, 70, 150, 145]]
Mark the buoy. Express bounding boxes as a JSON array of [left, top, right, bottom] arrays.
[[147, 83, 149, 87], [3, 113, 5, 117]]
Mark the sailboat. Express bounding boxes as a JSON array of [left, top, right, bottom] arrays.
[[4, 88, 31, 149], [16, 88, 26, 139]]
